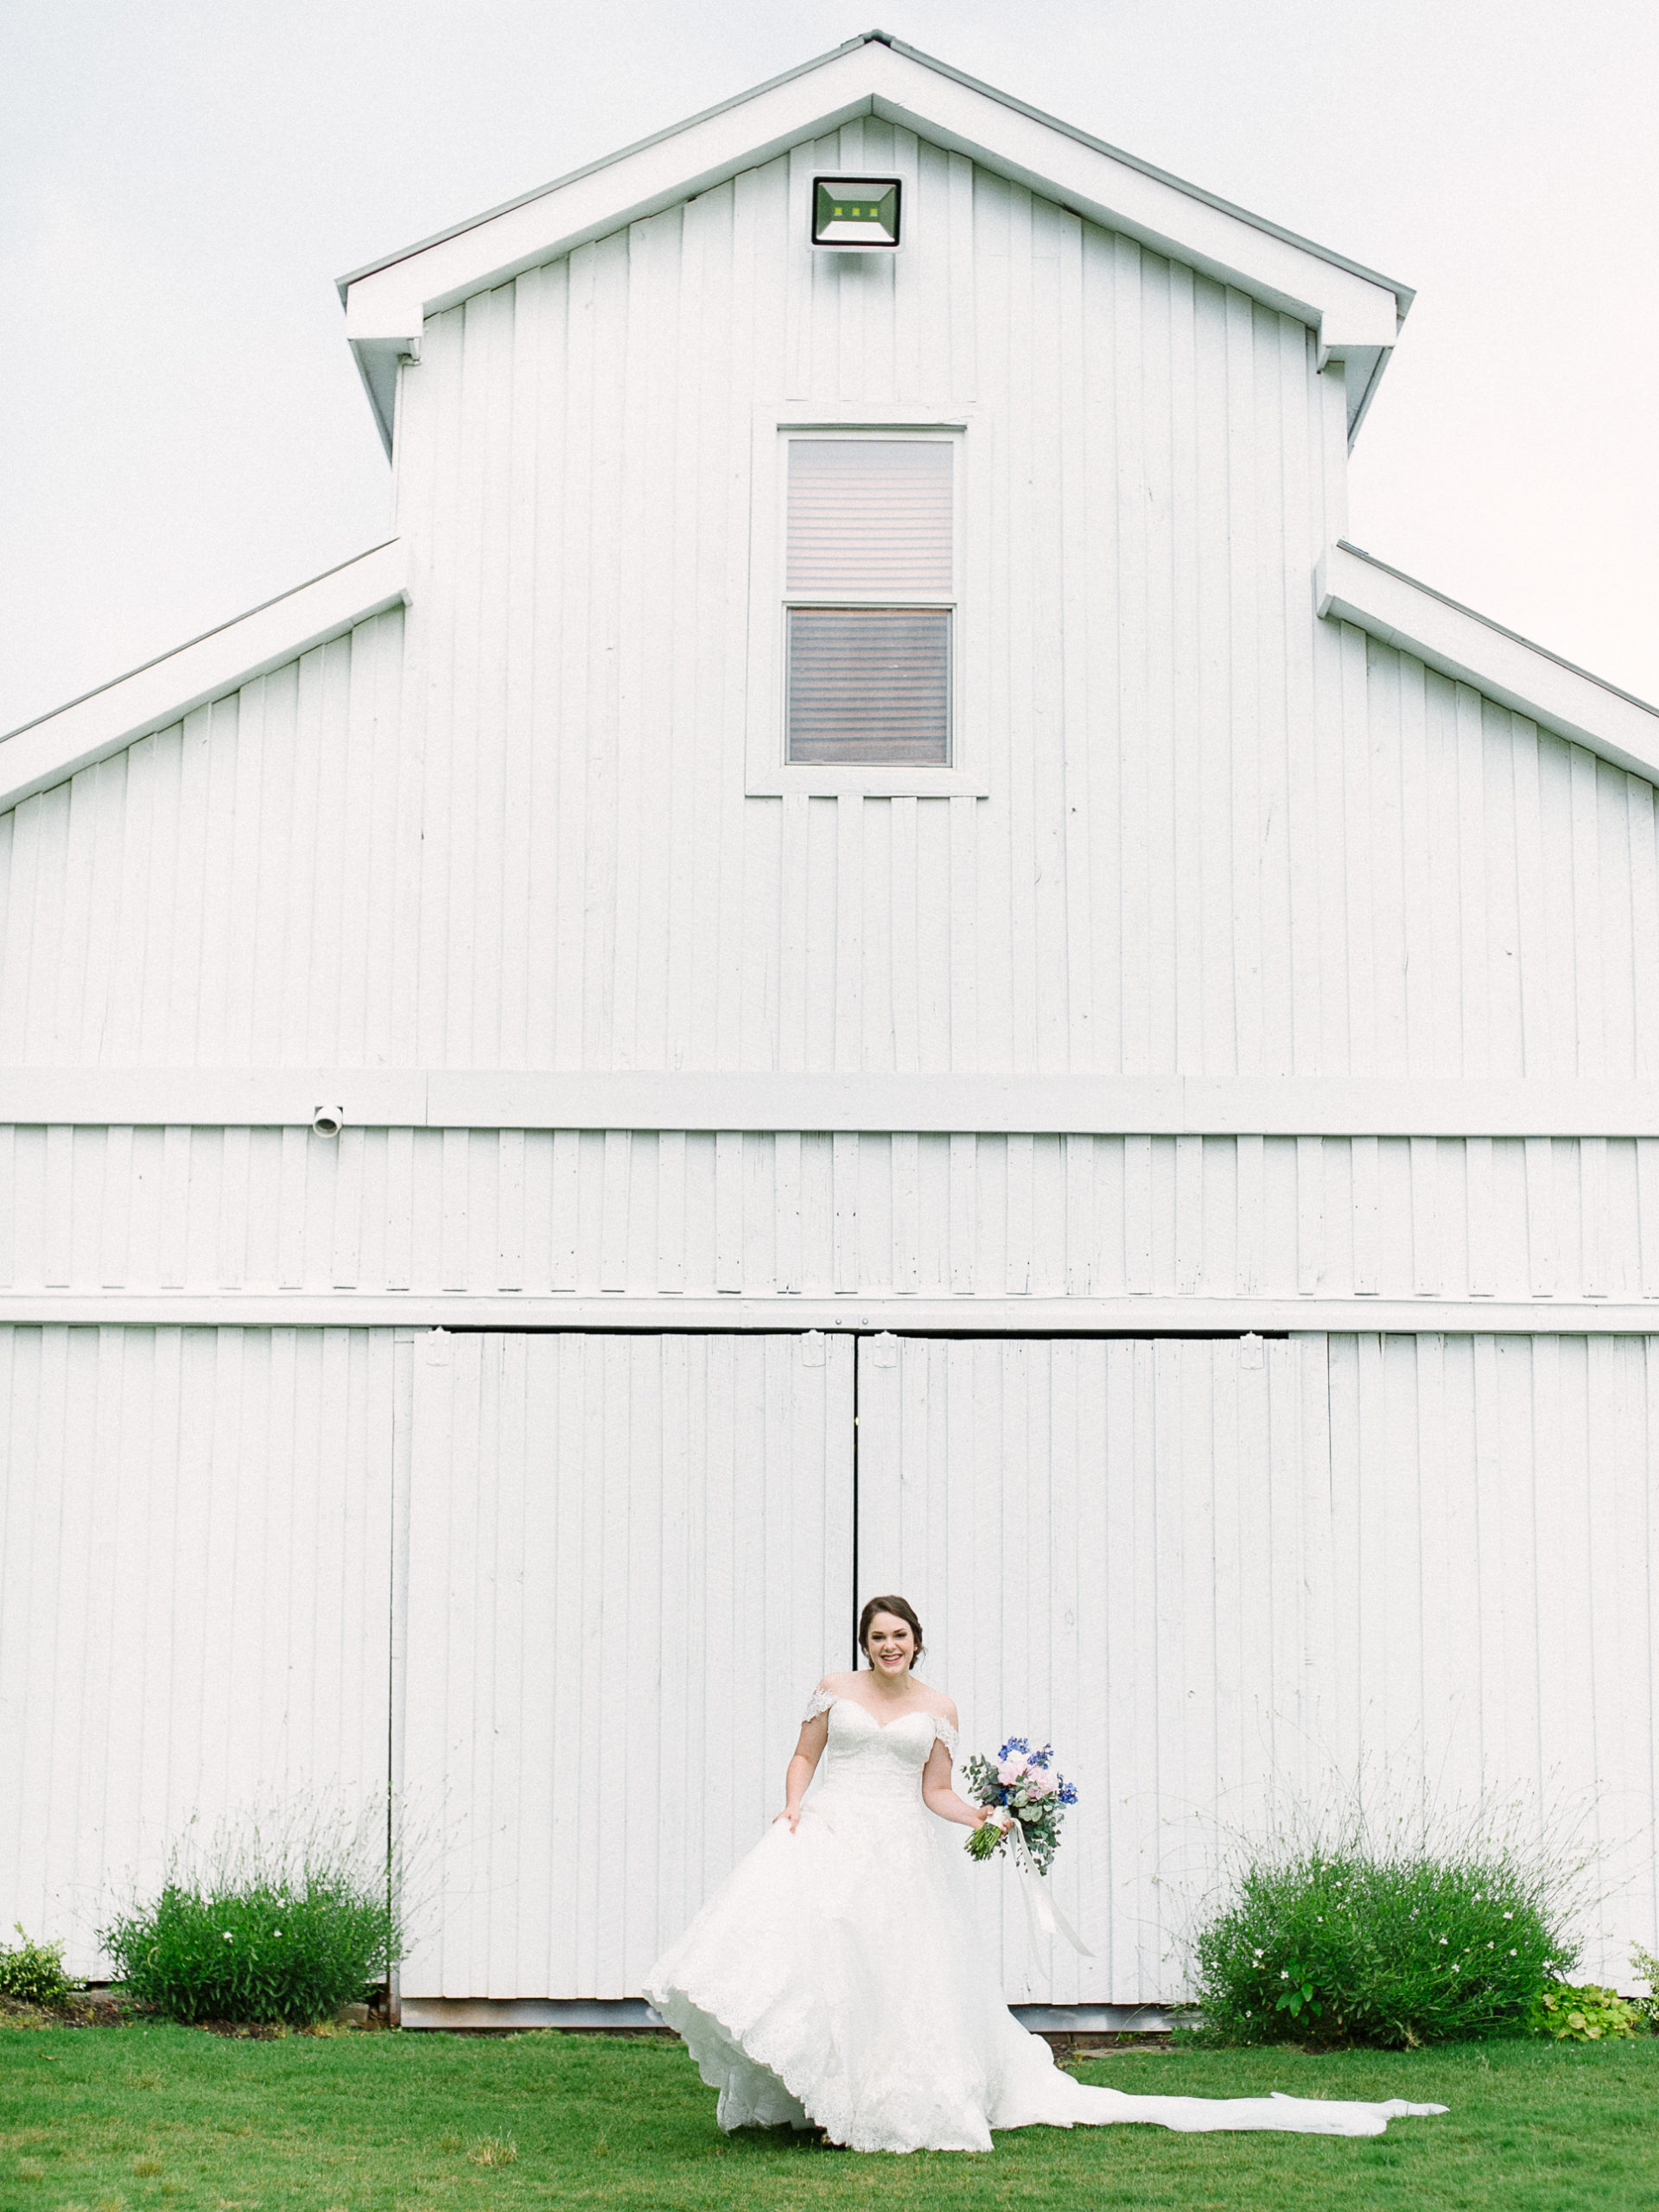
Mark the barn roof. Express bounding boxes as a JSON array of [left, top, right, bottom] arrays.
[[337, 29, 1414, 455], [6, 530, 1658, 818]]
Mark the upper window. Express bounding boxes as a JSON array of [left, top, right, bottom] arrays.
[[784, 438, 953, 767]]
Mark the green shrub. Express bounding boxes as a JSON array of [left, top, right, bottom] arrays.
[[101, 1805, 403, 2028], [1527, 1980, 1644, 2042], [1186, 1791, 1585, 2051], [1630, 1944, 1659, 2033], [0, 1924, 75, 2008]]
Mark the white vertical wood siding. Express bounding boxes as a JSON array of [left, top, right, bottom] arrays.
[[0, 1324, 396, 1975], [401, 1330, 854, 1999], [10, 149, 1656, 1083], [858, 1332, 1656, 2004], [0, 607, 408, 1068], [6, 1124, 1658, 1308], [6, 1322, 1649, 1999], [855, 1335, 1326, 2004], [1325, 1333, 1658, 1986]]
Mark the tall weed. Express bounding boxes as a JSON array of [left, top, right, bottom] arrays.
[[1185, 1785, 1590, 2049], [101, 1802, 404, 2028]]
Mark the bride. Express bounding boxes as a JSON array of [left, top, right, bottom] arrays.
[[645, 1596, 1447, 2155]]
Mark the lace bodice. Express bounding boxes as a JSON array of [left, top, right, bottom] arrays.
[[802, 1687, 959, 1760]]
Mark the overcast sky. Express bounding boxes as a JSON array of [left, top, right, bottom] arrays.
[[4, 0, 1656, 734]]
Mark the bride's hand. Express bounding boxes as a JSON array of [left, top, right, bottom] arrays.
[[774, 1806, 802, 1833]]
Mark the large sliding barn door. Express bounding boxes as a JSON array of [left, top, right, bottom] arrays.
[[855, 1335, 1330, 2005], [403, 1332, 853, 1999]]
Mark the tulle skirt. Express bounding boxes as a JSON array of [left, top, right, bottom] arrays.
[[644, 1782, 1446, 2154]]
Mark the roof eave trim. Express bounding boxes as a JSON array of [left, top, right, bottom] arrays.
[[342, 38, 1405, 398], [350, 340, 399, 461], [334, 30, 881, 297], [0, 540, 408, 814], [340, 29, 1411, 315], [870, 32, 1411, 312], [1319, 541, 1659, 781]]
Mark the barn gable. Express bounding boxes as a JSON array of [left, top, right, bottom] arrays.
[[340, 30, 1409, 451], [3, 53, 1659, 1106]]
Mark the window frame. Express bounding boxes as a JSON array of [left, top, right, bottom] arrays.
[[744, 404, 988, 798]]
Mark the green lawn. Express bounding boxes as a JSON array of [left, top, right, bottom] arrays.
[[3, 2022, 1656, 2212]]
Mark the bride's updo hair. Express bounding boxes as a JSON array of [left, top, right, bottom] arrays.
[[858, 1593, 925, 1667]]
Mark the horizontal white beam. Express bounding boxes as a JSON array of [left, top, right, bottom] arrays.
[[400, 1999, 670, 2031], [5, 1069, 1659, 1137], [395, 1996, 1182, 2031], [3, 1293, 1656, 1335], [0, 542, 408, 813], [343, 38, 1402, 440], [1319, 541, 1659, 783]]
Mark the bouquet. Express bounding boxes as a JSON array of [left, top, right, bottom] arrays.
[[962, 1737, 1077, 1872]]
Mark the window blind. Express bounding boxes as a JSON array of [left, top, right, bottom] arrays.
[[786, 608, 951, 764], [785, 439, 954, 766], [786, 441, 953, 595]]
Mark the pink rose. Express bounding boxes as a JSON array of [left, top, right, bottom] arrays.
[[1024, 1770, 1057, 1798], [997, 1756, 1028, 1786]]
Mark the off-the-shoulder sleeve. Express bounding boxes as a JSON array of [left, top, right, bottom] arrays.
[[931, 1714, 960, 1756], [801, 1684, 836, 1725]]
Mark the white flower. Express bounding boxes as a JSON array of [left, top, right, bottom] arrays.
[[222, 1931, 234, 1942], [1510, 1949, 1517, 1956], [1439, 1936, 1448, 1945], [1281, 1969, 1290, 1980], [1503, 1911, 1513, 1920]]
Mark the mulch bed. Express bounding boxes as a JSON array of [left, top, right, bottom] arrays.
[[3, 1992, 137, 2030], [2, 1993, 387, 2037], [1042, 2029, 1175, 2063]]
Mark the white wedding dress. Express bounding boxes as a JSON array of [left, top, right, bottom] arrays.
[[645, 1690, 1448, 2154]]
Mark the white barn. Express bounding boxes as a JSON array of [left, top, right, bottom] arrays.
[[3, 31, 1657, 2025]]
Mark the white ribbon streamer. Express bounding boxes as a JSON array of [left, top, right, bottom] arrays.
[[1003, 1814, 1093, 1956]]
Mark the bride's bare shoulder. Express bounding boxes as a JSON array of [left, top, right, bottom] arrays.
[[818, 1669, 858, 1693], [911, 1679, 958, 1724]]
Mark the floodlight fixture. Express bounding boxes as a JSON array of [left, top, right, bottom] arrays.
[[811, 176, 902, 251]]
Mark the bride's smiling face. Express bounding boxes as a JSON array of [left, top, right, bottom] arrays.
[[864, 1611, 916, 1675]]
